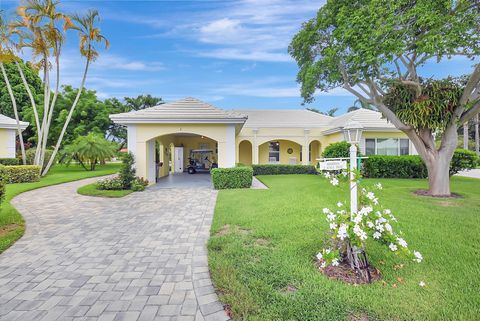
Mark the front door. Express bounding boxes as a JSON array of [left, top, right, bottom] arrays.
[[174, 147, 184, 173]]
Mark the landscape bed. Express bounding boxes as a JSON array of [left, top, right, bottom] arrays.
[[208, 174, 480, 320]]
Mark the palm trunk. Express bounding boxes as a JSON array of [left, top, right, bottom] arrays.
[[475, 114, 479, 155], [1, 63, 26, 164], [40, 53, 61, 166], [42, 58, 91, 176], [15, 61, 40, 131], [35, 60, 50, 166], [463, 122, 469, 149]]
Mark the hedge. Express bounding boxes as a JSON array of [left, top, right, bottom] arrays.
[[362, 149, 479, 178], [2, 165, 42, 183], [211, 167, 253, 189], [362, 155, 428, 178], [0, 167, 7, 209], [0, 158, 19, 166], [252, 164, 317, 176]]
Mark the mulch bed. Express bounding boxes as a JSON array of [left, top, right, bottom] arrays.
[[317, 259, 382, 285], [413, 189, 462, 198]]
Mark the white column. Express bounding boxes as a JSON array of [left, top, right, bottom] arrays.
[[253, 129, 259, 164], [146, 140, 156, 184], [350, 144, 358, 218], [225, 124, 236, 167], [127, 125, 137, 169], [303, 129, 310, 165]]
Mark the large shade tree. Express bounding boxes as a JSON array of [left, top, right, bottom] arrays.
[[289, 0, 480, 196]]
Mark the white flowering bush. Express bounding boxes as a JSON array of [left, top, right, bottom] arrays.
[[317, 171, 422, 278]]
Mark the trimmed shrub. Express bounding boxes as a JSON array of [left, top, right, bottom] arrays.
[[3, 165, 41, 183], [362, 149, 478, 178], [25, 148, 54, 166], [211, 167, 253, 189], [362, 155, 427, 178], [131, 177, 149, 192], [119, 152, 136, 189], [0, 166, 7, 208], [449, 149, 478, 176], [322, 141, 357, 158], [0, 158, 19, 166], [252, 164, 317, 176]]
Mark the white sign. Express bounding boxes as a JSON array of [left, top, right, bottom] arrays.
[[319, 160, 347, 171]]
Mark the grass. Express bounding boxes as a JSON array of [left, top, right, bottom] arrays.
[[77, 182, 133, 198], [0, 163, 121, 253], [209, 175, 480, 321]]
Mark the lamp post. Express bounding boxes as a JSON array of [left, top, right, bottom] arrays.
[[343, 121, 364, 219]]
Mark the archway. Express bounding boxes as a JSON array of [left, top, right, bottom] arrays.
[[309, 140, 322, 166], [238, 140, 253, 165], [258, 139, 303, 164]]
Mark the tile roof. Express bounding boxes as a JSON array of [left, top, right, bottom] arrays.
[[234, 109, 332, 128]]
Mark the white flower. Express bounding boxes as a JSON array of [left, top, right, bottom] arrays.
[[377, 217, 387, 224], [385, 223, 393, 233], [375, 224, 384, 233], [397, 237, 408, 248], [327, 213, 336, 221], [373, 231, 381, 239], [413, 251, 423, 263], [330, 178, 339, 186], [353, 225, 368, 240], [325, 248, 331, 254], [419, 281, 426, 287], [337, 201, 343, 207], [324, 172, 331, 179], [323, 208, 330, 214], [352, 215, 362, 224], [329, 223, 338, 230], [366, 192, 376, 200], [316, 252, 323, 260], [320, 261, 326, 268], [337, 224, 348, 240], [373, 198, 379, 205], [375, 183, 383, 190], [331, 258, 339, 266], [341, 171, 348, 177], [389, 243, 398, 251], [367, 221, 375, 228], [358, 206, 373, 216], [338, 210, 347, 215], [384, 209, 391, 215]]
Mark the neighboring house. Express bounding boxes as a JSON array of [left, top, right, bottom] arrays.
[[110, 97, 416, 183], [0, 114, 29, 159]]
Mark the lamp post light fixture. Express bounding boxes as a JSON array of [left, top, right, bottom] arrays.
[[343, 120, 364, 218]]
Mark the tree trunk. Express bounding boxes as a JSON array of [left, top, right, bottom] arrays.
[[463, 122, 469, 149], [425, 155, 452, 196], [0, 63, 26, 164], [475, 113, 479, 155]]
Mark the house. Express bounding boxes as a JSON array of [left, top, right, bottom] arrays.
[[110, 97, 416, 183], [0, 114, 29, 159]]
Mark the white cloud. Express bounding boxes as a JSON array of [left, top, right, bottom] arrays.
[[94, 54, 164, 72], [197, 49, 291, 62]]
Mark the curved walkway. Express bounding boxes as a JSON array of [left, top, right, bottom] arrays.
[[0, 177, 229, 321]]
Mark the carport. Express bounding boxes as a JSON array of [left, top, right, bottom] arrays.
[[152, 172, 212, 189]]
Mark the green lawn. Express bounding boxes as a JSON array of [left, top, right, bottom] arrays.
[[77, 182, 133, 198], [0, 163, 121, 253], [209, 175, 480, 321]]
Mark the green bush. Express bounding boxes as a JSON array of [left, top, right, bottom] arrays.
[[449, 149, 478, 175], [322, 141, 354, 158], [211, 167, 253, 189], [2, 165, 41, 183], [96, 177, 124, 190], [0, 166, 7, 208], [362, 155, 428, 178], [119, 152, 136, 189], [131, 177, 149, 192], [25, 148, 54, 166], [0, 158, 19, 166], [252, 164, 317, 176], [362, 149, 479, 178]]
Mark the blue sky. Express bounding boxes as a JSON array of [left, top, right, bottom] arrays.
[[1, 0, 477, 113]]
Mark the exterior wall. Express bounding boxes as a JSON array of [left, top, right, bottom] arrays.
[[0, 128, 16, 158], [129, 123, 235, 182], [258, 139, 302, 164], [238, 140, 252, 165]]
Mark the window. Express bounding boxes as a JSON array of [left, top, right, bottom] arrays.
[[365, 139, 376, 155], [364, 138, 410, 156], [400, 139, 409, 155], [269, 142, 280, 163]]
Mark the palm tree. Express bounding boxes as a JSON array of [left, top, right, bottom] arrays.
[[42, 10, 109, 175], [0, 13, 27, 164]]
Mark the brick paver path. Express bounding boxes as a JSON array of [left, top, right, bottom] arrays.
[[0, 177, 229, 321]]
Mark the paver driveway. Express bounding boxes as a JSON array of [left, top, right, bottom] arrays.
[[0, 177, 229, 321]]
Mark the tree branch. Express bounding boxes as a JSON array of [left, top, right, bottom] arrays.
[[459, 99, 480, 124]]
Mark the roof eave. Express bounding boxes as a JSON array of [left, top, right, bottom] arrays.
[[110, 116, 247, 125], [0, 122, 29, 130], [322, 126, 400, 135]]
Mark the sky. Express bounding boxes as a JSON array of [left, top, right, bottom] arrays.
[[0, 0, 478, 114]]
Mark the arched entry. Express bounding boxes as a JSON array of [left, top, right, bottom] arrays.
[[258, 139, 303, 164], [238, 140, 253, 165], [309, 140, 322, 166]]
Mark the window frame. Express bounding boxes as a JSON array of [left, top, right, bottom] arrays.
[[268, 141, 280, 163], [364, 138, 410, 156]]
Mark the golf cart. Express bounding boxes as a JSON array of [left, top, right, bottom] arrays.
[[187, 149, 218, 174]]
